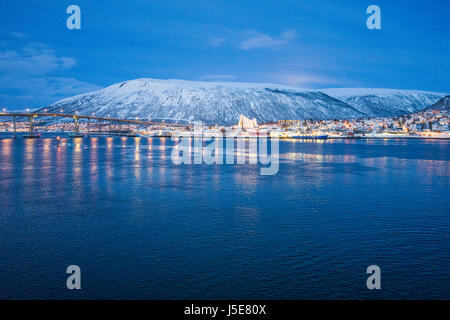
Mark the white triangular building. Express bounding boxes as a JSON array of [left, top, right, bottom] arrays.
[[238, 114, 258, 129]]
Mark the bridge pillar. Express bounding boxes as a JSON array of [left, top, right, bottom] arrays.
[[87, 118, 91, 135], [13, 116, 16, 139], [74, 117, 79, 134], [28, 116, 34, 135]]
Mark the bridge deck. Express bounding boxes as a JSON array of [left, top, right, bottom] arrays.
[[0, 112, 191, 127]]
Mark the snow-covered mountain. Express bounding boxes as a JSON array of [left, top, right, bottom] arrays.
[[42, 79, 446, 125], [321, 88, 446, 117], [42, 78, 364, 125], [424, 95, 450, 111]]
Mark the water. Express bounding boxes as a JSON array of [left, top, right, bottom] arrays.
[[0, 135, 449, 299]]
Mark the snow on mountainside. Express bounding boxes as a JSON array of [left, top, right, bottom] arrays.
[[322, 88, 446, 117], [43, 79, 446, 125], [43, 78, 365, 125], [424, 95, 450, 111]]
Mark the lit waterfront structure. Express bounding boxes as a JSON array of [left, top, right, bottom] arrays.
[[0, 109, 448, 138]]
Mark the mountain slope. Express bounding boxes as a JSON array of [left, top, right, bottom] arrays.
[[424, 95, 450, 111], [321, 88, 446, 117], [43, 78, 365, 125]]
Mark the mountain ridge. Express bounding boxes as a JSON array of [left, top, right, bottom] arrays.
[[321, 88, 446, 117], [42, 78, 447, 125], [424, 95, 450, 111]]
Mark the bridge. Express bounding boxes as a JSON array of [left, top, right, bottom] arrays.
[[0, 112, 193, 138]]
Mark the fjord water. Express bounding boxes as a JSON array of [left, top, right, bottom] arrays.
[[0, 135, 448, 299]]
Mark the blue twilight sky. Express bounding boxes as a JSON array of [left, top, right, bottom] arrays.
[[0, 0, 449, 110]]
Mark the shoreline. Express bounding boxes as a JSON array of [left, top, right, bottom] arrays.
[[327, 136, 450, 140], [1, 133, 450, 140]]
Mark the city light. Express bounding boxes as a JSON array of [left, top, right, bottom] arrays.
[[0, 109, 447, 138]]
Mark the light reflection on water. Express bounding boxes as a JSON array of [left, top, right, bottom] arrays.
[[0, 136, 449, 299]]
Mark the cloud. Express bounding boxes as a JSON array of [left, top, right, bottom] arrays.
[[1, 74, 100, 95], [0, 42, 100, 109], [9, 32, 27, 39], [209, 37, 225, 47], [271, 73, 346, 87], [0, 43, 76, 75], [0, 74, 101, 108], [198, 74, 236, 81], [239, 29, 298, 50]]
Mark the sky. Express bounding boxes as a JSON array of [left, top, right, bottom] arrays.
[[0, 0, 449, 110]]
